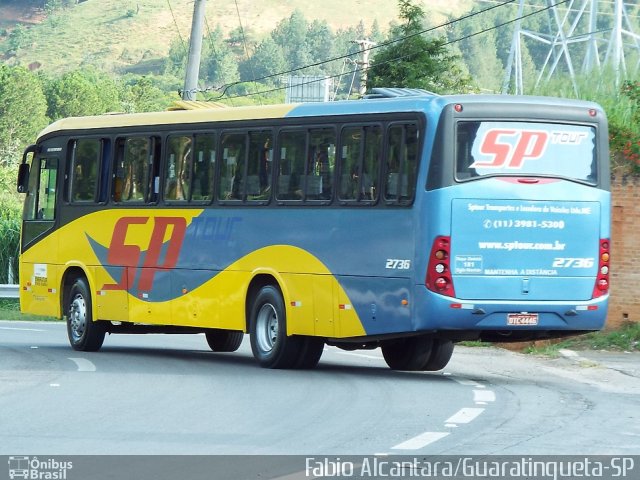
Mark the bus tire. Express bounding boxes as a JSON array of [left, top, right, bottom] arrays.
[[66, 277, 105, 352], [381, 336, 434, 371], [249, 285, 302, 369], [205, 329, 244, 352], [294, 336, 324, 369], [423, 339, 454, 371]]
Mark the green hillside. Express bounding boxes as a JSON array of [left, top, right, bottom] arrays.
[[0, 0, 470, 75]]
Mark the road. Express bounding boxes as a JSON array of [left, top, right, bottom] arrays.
[[1, 321, 639, 457]]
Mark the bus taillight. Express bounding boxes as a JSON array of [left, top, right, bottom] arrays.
[[592, 239, 610, 298], [426, 236, 456, 297]]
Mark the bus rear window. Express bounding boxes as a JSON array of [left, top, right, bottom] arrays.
[[456, 121, 597, 184]]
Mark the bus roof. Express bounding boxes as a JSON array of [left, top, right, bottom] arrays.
[[36, 93, 604, 141]]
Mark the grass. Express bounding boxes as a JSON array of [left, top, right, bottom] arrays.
[[522, 323, 640, 356], [0, 298, 59, 322]]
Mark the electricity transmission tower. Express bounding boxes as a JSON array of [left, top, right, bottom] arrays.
[[502, 0, 640, 95]]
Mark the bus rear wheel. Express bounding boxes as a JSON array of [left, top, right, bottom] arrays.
[[381, 336, 434, 371], [249, 285, 303, 369], [205, 329, 244, 352], [424, 339, 454, 371], [66, 277, 106, 352]]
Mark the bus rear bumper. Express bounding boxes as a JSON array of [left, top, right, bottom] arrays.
[[414, 287, 608, 341]]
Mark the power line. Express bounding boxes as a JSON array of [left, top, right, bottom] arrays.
[[166, 0, 187, 56], [190, 0, 518, 98], [211, 0, 571, 101], [233, 0, 261, 104]]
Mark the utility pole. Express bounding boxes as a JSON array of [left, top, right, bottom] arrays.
[[353, 39, 376, 96], [182, 0, 207, 101]]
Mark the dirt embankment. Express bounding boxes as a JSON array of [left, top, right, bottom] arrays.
[[0, 1, 46, 28]]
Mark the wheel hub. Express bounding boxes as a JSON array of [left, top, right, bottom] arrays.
[[69, 294, 87, 341], [255, 303, 279, 353]]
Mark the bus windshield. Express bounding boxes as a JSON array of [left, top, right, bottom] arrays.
[[456, 121, 597, 184]]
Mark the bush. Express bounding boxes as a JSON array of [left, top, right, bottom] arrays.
[[609, 80, 640, 174], [0, 199, 21, 284]]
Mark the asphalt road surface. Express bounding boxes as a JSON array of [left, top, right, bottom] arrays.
[[1, 321, 639, 457]]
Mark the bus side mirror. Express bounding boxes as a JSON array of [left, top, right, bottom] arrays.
[[17, 163, 30, 193]]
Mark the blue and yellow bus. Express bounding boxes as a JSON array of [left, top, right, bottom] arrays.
[[16, 89, 610, 370]]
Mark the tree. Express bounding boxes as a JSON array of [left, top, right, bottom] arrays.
[[369, 19, 386, 44], [304, 19, 335, 75], [0, 65, 48, 244], [367, 0, 474, 94], [122, 76, 173, 113], [239, 36, 286, 84], [201, 26, 240, 88], [0, 65, 49, 163], [271, 10, 313, 72], [44, 68, 123, 120], [450, 10, 503, 92], [165, 37, 188, 77]]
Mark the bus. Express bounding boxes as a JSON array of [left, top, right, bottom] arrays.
[[16, 88, 610, 370]]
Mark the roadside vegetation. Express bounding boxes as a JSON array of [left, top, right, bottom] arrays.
[[522, 323, 640, 355], [0, 299, 57, 321]]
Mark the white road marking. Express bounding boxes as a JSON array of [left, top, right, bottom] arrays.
[[452, 378, 483, 387], [0, 326, 45, 332], [50, 384, 60, 387], [391, 432, 450, 450], [68, 357, 97, 372], [473, 389, 496, 403], [445, 407, 485, 424]]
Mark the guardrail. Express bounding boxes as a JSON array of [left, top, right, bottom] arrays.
[[0, 284, 19, 299]]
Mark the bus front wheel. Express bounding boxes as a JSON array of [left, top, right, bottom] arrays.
[[66, 277, 106, 352], [205, 329, 244, 352], [249, 285, 302, 369], [294, 336, 324, 369]]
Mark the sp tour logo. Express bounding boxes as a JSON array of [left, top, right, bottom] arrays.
[[471, 128, 588, 170], [8, 457, 72, 480]]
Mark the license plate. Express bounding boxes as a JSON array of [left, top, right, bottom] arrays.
[[507, 313, 539, 326]]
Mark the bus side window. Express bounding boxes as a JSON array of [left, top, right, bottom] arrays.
[[165, 135, 192, 202], [276, 130, 305, 201], [218, 133, 246, 201], [385, 124, 418, 203], [339, 127, 361, 201], [308, 128, 335, 201], [25, 158, 58, 221], [69, 138, 100, 203], [192, 133, 216, 202], [363, 126, 382, 201], [113, 136, 154, 203], [339, 125, 380, 203], [247, 131, 273, 201]]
